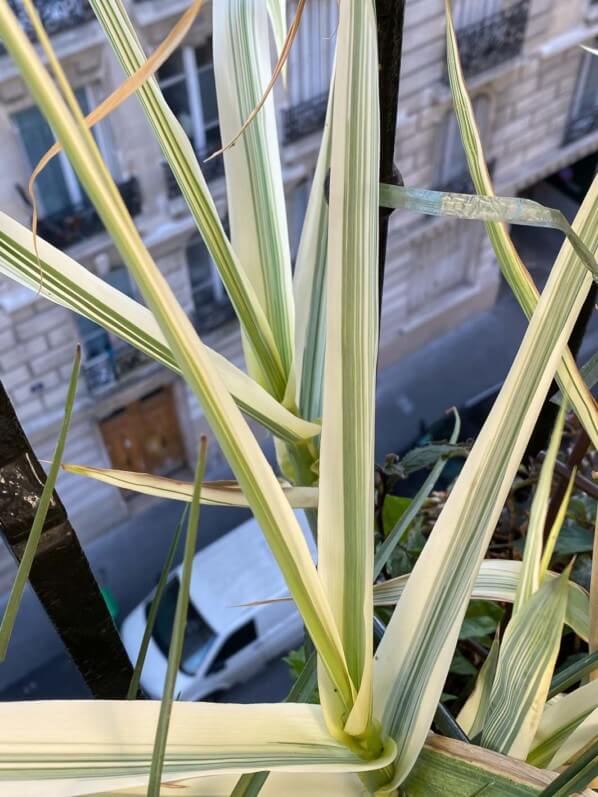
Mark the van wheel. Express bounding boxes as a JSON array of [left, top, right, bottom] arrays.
[[199, 690, 225, 702]]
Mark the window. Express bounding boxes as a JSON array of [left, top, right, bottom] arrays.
[[436, 95, 490, 192], [564, 41, 598, 144], [14, 85, 120, 217], [159, 42, 220, 156], [150, 577, 217, 676], [186, 233, 235, 333], [453, 0, 500, 28], [287, 0, 337, 108], [207, 621, 257, 675], [572, 44, 598, 121]]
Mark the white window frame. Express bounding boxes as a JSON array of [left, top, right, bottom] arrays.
[[159, 44, 218, 154], [571, 41, 598, 120]]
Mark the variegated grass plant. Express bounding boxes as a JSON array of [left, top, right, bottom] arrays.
[[0, 0, 595, 794]]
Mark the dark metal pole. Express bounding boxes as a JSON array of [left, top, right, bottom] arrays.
[[0, 382, 136, 698], [376, 0, 406, 314]]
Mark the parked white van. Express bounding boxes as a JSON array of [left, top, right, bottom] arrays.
[[121, 511, 314, 700]]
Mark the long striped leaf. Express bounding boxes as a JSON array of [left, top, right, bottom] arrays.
[[548, 708, 598, 770], [0, 0, 354, 713], [0, 701, 396, 797], [148, 439, 207, 795], [481, 569, 570, 758], [293, 83, 333, 421], [445, 0, 598, 450], [379, 186, 597, 279], [536, 740, 598, 797], [372, 167, 598, 787], [61, 463, 318, 508], [88, 0, 287, 399], [529, 679, 598, 768], [316, 0, 379, 743], [457, 634, 500, 738], [213, 0, 295, 389], [0, 213, 318, 444], [373, 560, 590, 642], [0, 348, 80, 659], [514, 404, 567, 614]]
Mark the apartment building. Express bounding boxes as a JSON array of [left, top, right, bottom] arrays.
[[0, 0, 596, 564]]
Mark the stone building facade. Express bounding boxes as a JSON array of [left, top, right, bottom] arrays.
[[0, 0, 596, 575]]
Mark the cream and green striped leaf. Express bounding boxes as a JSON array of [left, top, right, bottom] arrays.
[[514, 404, 567, 614], [480, 569, 570, 758], [88, 0, 287, 398], [0, 0, 353, 712], [379, 186, 597, 279], [372, 167, 598, 786], [528, 679, 598, 768], [445, 0, 598, 450], [0, 701, 396, 797], [372, 560, 590, 642], [316, 0, 379, 743], [213, 0, 295, 391], [293, 85, 333, 422], [457, 635, 500, 739], [0, 212, 318, 443], [61, 463, 319, 508]]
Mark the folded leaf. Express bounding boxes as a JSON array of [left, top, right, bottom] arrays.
[[444, 0, 598, 449], [0, 701, 396, 797], [316, 0, 379, 741], [373, 559, 590, 642], [0, 213, 319, 444], [529, 679, 598, 768], [481, 570, 570, 758], [62, 463, 318, 508]]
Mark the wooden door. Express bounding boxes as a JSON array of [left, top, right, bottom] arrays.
[[100, 385, 186, 477]]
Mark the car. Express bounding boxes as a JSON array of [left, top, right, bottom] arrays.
[[121, 511, 315, 701]]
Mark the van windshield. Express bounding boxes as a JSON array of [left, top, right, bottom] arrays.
[[149, 577, 217, 675]]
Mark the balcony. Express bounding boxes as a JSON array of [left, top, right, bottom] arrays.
[[563, 108, 598, 146], [2, 0, 95, 45], [443, 0, 530, 81], [82, 343, 152, 395], [282, 92, 328, 144], [163, 146, 225, 199], [37, 177, 142, 249]]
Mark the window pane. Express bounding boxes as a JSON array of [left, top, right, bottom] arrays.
[[14, 105, 71, 215], [198, 67, 218, 127], [158, 49, 184, 83], [579, 50, 598, 115], [207, 621, 257, 674], [162, 81, 193, 140], [149, 577, 217, 676]]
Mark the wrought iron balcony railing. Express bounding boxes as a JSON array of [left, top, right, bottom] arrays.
[[82, 344, 152, 395], [282, 92, 328, 144], [443, 0, 530, 81], [163, 146, 225, 199], [563, 107, 598, 146], [36, 176, 142, 249], [2, 0, 95, 47]]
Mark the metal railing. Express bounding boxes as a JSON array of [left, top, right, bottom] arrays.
[[1, 0, 95, 47], [36, 176, 142, 249], [163, 145, 224, 199], [82, 343, 152, 395], [563, 107, 598, 146], [443, 0, 530, 81], [282, 92, 329, 144]]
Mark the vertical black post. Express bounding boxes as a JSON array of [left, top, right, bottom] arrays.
[[376, 0, 406, 314], [0, 382, 136, 698]]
